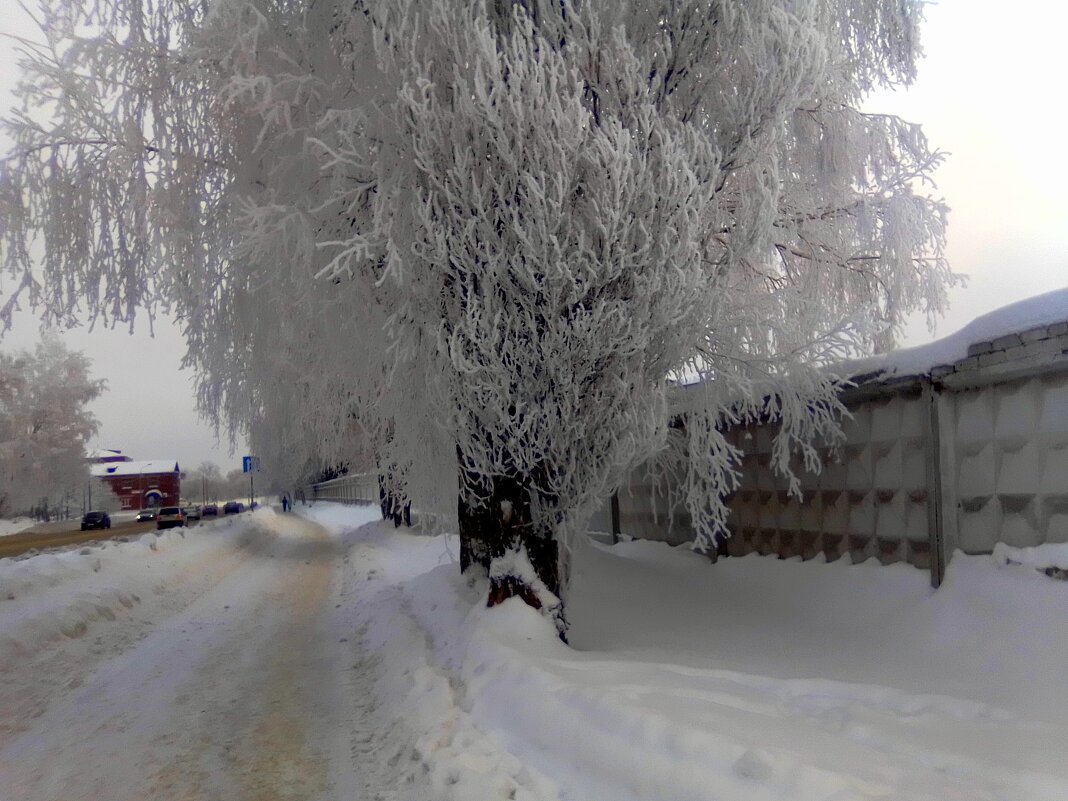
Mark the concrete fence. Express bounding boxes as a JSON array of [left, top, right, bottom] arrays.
[[306, 311, 1068, 588], [605, 316, 1068, 587], [310, 473, 379, 505]]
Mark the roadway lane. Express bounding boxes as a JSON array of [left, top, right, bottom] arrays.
[[0, 517, 218, 559]]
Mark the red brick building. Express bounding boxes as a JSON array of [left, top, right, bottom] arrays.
[[89, 456, 181, 510]]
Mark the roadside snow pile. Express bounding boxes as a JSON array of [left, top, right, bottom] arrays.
[[0, 514, 260, 671], [0, 518, 33, 537], [992, 541, 1068, 571], [308, 504, 1068, 801], [305, 505, 561, 801]]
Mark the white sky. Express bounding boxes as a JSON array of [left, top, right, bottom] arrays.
[[1, 1, 1066, 473], [872, 1, 1068, 342]]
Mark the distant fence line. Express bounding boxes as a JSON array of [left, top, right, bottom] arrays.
[[309, 473, 379, 505]]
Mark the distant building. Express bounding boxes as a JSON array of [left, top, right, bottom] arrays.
[[87, 448, 133, 464], [90, 459, 181, 510]]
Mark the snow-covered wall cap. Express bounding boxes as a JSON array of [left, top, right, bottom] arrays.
[[839, 286, 1068, 383], [90, 459, 180, 477]]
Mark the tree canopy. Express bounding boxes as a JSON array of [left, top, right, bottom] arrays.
[[1, 0, 955, 603]]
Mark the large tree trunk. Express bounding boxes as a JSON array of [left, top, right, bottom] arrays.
[[457, 467, 565, 637]]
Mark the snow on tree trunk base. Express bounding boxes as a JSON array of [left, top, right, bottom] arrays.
[[457, 474, 568, 641], [487, 547, 568, 643]]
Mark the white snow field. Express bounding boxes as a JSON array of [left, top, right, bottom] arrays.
[[2, 504, 1067, 801], [0, 518, 33, 537]]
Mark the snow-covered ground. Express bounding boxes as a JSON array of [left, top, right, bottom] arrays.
[[2, 504, 1067, 800], [0, 518, 33, 537]]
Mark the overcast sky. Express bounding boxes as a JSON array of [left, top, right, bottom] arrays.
[[1, 1, 1066, 473], [871, 1, 1068, 342]]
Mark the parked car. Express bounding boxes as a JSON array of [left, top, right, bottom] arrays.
[[223, 501, 244, 515], [156, 506, 185, 530], [201, 504, 219, 518], [80, 511, 111, 531], [136, 508, 158, 523], [183, 506, 201, 521]]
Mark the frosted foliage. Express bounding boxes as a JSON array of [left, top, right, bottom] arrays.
[[0, 1, 953, 550], [0, 335, 103, 517]]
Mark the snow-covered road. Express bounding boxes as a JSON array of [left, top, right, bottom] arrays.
[[4, 504, 1068, 801], [0, 509, 400, 801]]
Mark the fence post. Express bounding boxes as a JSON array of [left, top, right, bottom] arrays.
[[922, 379, 947, 588], [610, 491, 621, 545]]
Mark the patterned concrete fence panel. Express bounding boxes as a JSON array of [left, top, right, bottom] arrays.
[[587, 500, 615, 538], [610, 463, 693, 546], [724, 390, 933, 568], [943, 371, 1068, 554]]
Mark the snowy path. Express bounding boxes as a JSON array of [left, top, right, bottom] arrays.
[[0, 510, 400, 801], [6, 504, 1068, 801]]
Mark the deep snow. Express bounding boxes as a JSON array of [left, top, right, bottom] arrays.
[[306, 504, 1068, 801], [2, 504, 1067, 800]]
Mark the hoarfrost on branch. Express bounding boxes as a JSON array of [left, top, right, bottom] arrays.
[[1, 1, 954, 568]]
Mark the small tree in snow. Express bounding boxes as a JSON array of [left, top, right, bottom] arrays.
[[1, 0, 954, 618], [0, 334, 104, 518]]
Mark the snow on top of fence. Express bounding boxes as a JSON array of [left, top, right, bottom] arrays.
[[842, 286, 1068, 382]]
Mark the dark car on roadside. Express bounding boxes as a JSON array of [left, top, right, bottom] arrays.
[[201, 504, 219, 518], [223, 501, 244, 515], [80, 511, 111, 531], [136, 508, 158, 523], [156, 506, 185, 530]]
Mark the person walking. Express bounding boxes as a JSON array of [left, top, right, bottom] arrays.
[[281, 495, 290, 513]]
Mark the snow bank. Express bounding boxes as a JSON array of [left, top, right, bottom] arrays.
[[0, 514, 261, 672], [304, 504, 561, 801], [309, 504, 1068, 801], [0, 518, 33, 537], [992, 540, 1068, 571]]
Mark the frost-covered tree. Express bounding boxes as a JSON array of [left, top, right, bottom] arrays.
[[0, 334, 104, 518], [1, 0, 954, 618], [180, 461, 222, 504]]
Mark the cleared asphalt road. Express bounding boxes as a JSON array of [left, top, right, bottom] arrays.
[[0, 517, 221, 559]]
